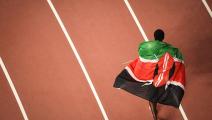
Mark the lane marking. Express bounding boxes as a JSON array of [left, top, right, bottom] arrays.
[[124, 0, 148, 41], [179, 104, 188, 120], [46, 0, 109, 120], [122, 60, 133, 65], [0, 57, 29, 120], [123, 0, 188, 120], [202, 0, 212, 18]]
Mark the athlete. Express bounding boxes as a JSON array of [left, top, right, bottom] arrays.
[[114, 29, 186, 120]]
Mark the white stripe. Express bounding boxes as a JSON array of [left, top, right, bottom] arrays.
[[47, 0, 109, 120], [124, 0, 188, 119], [167, 81, 185, 90], [139, 56, 159, 63], [164, 54, 169, 71], [122, 60, 134, 65], [126, 65, 185, 90], [179, 104, 188, 120], [163, 54, 169, 70], [0, 57, 29, 120], [156, 54, 169, 87], [173, 57, 184, 63], [139, 56, 184, 63], [125, 66, 153, 83], [155, 74, 162, 87], [124, 0, 148, 41], [202, 0, 212, 18], [162, 54, 167, 69]]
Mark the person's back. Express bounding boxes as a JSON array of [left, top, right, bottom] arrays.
[[114, 29, 186, 120]]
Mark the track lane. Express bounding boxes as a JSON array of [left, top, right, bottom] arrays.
[[0, 0, 103, 119], [53, 0, 212, 119], [1, 0, 211, 119], [130, 0, 212, 119], [52, 0, 154, 119], [0, 66, 23, 120]]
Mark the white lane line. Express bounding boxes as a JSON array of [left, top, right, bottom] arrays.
[[46, 0, 109, 120], [0, 57, 29, 120], [123, 0, 188, 120], [202, 0, 212, 18], [179, 104, 188, 120], [122, 60, 133, 65], [124, 0, 148, 41]]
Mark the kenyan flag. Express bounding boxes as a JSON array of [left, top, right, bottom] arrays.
[[113, 41, 185, 108]]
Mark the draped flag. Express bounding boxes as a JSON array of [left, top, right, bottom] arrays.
[[113, 41, 186, 108]]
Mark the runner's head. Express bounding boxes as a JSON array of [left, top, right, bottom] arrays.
[[154, 29, 164, 41]]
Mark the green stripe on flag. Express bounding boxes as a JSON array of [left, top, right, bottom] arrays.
[[138, 41, 183, 60]]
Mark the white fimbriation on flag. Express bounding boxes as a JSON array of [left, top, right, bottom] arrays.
[[0, 57, 29, 120], [123, 0, 188, 120]]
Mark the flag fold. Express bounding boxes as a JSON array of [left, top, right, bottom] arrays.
[[114, 41, 185, 108]]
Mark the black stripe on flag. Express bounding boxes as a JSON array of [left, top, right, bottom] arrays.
[[113, 69, 184, 108]]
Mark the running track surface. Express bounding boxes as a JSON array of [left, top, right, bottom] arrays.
[[0, 0, 212, 120]]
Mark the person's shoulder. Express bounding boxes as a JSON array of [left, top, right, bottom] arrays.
[[164, 42, 184, 59], [139, 40, 157, 49], [165, 42, 181, 51]]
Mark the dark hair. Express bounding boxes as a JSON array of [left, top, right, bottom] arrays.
[[154, 29, 164, 41]]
